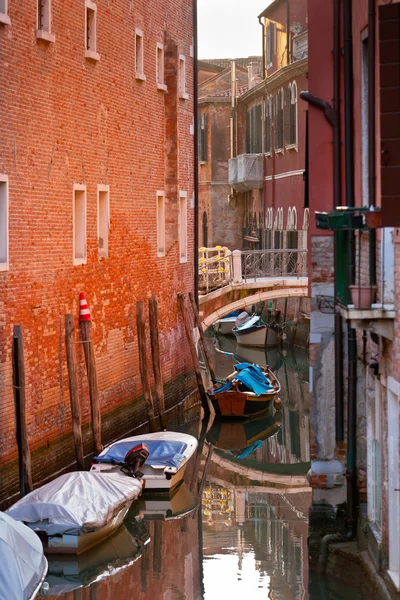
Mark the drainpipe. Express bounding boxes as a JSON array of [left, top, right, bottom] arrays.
[[259, 16, 266, 79], [193, 0, 199, 306], [286, 0, 290, 65], [344, 0, 358, 540], [368, 0, 377, 285]]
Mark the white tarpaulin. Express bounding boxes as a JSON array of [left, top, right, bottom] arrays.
[[0, 511, 47, 600], [7, 472, 142, 536]]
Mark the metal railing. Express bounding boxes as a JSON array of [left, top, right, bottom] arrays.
[[241, 248, 308, 282], [198, 247, 232, 294]]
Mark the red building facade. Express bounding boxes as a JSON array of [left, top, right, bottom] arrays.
[[0, 0, 195, 504]]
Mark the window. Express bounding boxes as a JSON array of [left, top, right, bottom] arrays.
[[135, 29, 145, 80], [285, 82, 298, 147], [199, 113, 208, 162], [0, 175, 9, 271], [264, 98, 272, 154], [73, 185, 86, 265], [179, 55, 189, 99], [179, 191, 188, 262], [202, 211, 208, 248], [37, 0, 54, 42], [246, 105, 262, 154], [156, 191, 165, 256], [361, 36, 369, 206], [156, 43, 167, 91], [266, 21, 276, 67], [85, 1, 100, 60], [0, 0, 10, 24], [274, 90, 284, 151], [97, 185, 109, 258]]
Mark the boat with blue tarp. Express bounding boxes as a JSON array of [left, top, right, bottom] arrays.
[[207, 362, 281, 417], [91, 431, 198, 493]]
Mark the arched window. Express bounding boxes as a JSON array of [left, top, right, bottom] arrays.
[[287, 207, 293, 230], [286, 81, 298, 147], [267, 208, 273, 229], [264, 97, 272, 154], [292, 207, 298, 230], [202, 211, 208, 248], [303, 207, 310, 230], [274, 90, 284, 151]]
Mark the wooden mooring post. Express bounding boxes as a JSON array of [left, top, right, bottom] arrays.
[[65, 314, 85, 470], [136, 300, 157, 432], [178, 293, 210, 416], [148, 296, 167, 430], [79, 294, 102, 456], [188, 291, 216, 383], [12, 325, 33, 497]]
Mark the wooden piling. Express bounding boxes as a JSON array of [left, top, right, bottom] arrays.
[[80, 319, 102, 456], [148, 296, 166, 430], [12, 325, 33, 497], [136, 300, 157, 432], [65, 314, 85, 470], [178, 293, 210, 416], [188, 291, 216, 383], [153, 520, 163, 576]]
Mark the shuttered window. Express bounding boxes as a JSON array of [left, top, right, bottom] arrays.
[[246, 105, 263, 154], [285, 82, 298, 147], [199, 113, 208, 162], [274, 90, 284, 151], [266, 21, 276, 66], [264, 99, 272, 154]]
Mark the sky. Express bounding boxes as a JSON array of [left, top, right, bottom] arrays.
[[198, 0, 272, 60]]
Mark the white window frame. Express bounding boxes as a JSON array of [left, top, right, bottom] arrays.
[[37, 0, 55, 43], [179, 55, 189, 100], [97, 184, 110, 259], [156, 191, 165, 257], [387, 383, 400, 590], [156, 42, 167, 91], [286, 81, 298, 150], [0, 0, 10, 25], [73, 184, 87, 266], [0, 175, 9, 271], [179, 191, 188, 263], [85, 0, 100, 61], [135, 29, 146, 80]]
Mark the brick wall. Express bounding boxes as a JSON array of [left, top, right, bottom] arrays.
[[0, 1, 195, 466]]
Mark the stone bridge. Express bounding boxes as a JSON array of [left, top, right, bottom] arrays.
[[199, 277, 309, 329]]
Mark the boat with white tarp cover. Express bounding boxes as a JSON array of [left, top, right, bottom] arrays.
[[6, 471, 143, 554], [0, 511, 48, 600]]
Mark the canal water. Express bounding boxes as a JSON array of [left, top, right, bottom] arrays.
[[45, 332, 361, 600]]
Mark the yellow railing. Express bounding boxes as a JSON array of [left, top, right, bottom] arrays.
[[198, 246, 232, 293]]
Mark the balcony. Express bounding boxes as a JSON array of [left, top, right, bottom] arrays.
[[228, 154, 263, 192], [315, 206, 395, 340], [292, 31, 308, 61]]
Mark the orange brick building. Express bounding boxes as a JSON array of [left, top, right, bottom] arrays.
[[0, 0, 196, 505]]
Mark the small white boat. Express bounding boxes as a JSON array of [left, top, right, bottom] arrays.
[[0, 511, 48, 600], [233, 315, 267, 347], [7, 472, 143, 555], [213, 310, 244, 335], [91, 431, 198, 493]]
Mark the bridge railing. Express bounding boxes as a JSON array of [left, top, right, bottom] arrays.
[[240, 248, 308, 282], [199, 247, 308, 293]]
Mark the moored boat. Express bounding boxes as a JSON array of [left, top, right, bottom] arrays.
[[213, 310, 242, 335], [232, 315, 278, 348], [91, 431, 198, 493], [7, 472, 143, 555], [207, 362, 281, 417], [0, 511, 49, 600]]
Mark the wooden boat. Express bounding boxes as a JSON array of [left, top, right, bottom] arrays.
[[232, 315, 279, 347], [91, 431, 198, 493], [0, 511, 49, 600], [7, 472, 143, 555], [213, 310, 243, 335], [207, 364, 281, 418]]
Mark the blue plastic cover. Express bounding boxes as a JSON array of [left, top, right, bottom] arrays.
[[94, 440, 188, 469], [214, 363, 273, 397]]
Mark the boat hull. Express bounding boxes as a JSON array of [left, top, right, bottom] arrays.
[[214, 317, 236, 335], [209, 390, 275, 417], [233, 325, 267, 347]]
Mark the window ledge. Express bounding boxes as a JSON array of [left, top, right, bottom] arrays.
[[199, 161, 207, 166], [157, 251, 165, 258], [85, 50, 100, 61], [37, 30, 55, 43], [136, 72, 146, 81], [286, 143, 298, 151], [388, 571, 400, 592], [0, 263, 9, 272], [265, 152, 272, 158], [180, 92, 190, 100], [275, 148, 284, 155], [0, 12, 11, 25], [157, 82, 168, 92], [73, 258, 87, 266], [180, 257, 188, 264]]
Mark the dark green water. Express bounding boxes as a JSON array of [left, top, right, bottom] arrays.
[[44, 332, 361, 600]]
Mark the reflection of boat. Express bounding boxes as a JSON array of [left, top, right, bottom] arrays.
[[233, 316, 279, 348], [0, 511, 48, 600], [7, 472, 143, 555], [207, 409, 280, 450], [129, 482, 198, 521], [213, 333, 284, 372], [91, 432, 198, 493], [207, 364, 281, 417], [45, 523, 148, 595]]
